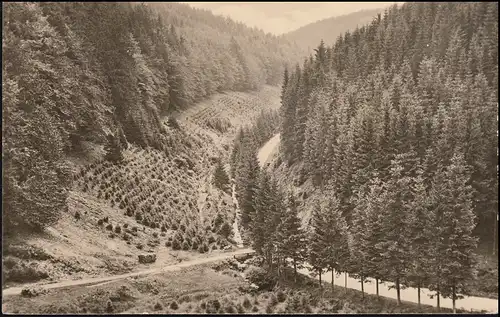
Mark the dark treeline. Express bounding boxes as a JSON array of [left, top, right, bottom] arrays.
[[230, 109, 281, 228], [233, 2, 497, 314], [2, 2, 302, 232]]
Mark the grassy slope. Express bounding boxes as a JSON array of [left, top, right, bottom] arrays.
[[2, 86, 280, 289], [2, 257, 474, 314]]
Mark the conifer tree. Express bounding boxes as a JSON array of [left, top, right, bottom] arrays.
[[321, 194, 350, 291], [377, 154, 414, 305], [308, 203, 328, 287], [428, 152, 478, 313], [276, 191, 307, 282], [407, 167, 433, 308]]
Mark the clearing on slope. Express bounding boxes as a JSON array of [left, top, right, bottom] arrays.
[[2, 87, 282, 289]]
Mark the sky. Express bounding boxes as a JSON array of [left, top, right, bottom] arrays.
[[182, 2, 397, 35]]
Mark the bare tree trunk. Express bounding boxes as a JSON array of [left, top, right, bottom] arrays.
[[361, 276, 365, 300], [437, 285, 441, 311], [277, 257, 280, 277], [396, 277, 401, 305], [417, 281, 421, 308], [293, 259, 297, 283], [345, 272, 348, 291], [331, 269, 334, 292], [319, 270, 322, 288], [376, 278, 379, 298], [452, 284, 456, 314]]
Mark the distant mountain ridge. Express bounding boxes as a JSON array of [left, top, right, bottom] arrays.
[[285, 8, 384, 52]]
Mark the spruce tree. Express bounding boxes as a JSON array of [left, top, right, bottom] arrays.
[[321, 194, 350, 291], [308, 203, 328, 287], [276, 191, 307, 282], [377, 155, 414, 305], [429, 152, 478, 313]]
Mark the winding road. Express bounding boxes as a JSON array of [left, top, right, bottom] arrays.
[[2, 248, 254, 297]]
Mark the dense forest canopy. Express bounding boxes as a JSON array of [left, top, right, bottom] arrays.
[[1, 2, 303, 231], [279, 2, 498, 241], [231, 2, 497, 308]]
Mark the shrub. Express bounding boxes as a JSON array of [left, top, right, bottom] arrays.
[[136, 243, 144, 250], [74, 211, 81, 220], [154, 302, 163, 311], [191, 240, 199, 250], [277, 291, 286, 303], [103, 216, 109, 223], [234, 303, 244, 313], [252, 306, 259, 312], [172, 239, 181, 250], [206, 299, 221, 313], [265, 304, 274, 313], [132, 226, 138, 232], [170, 301, 179, 310], [165, 241, 172, 247], [242, 297, 252, 309], [269, 294, 278, 306], [106, 224, 113, 231], [245, 266, 277, 291], [122, 233, 130, 241], [182, 241, 190, 251], [225, 305, 236, 314], [219, 222, 232, 238], [106, 300, 114, 313], [98, 219, 104, 226], [152, 232, 158, 238], [123, 223, 128, 228], [114, 225, 121, 234]]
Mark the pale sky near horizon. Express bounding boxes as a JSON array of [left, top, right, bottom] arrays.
[[182, 2, 398, 35]]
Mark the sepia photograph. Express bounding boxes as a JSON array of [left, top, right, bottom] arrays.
[[1, 1, 498, 314]]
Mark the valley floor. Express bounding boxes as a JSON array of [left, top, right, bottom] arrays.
[[1, 256, 476, 315]]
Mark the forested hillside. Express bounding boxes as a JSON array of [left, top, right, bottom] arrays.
[[285, 8, 383, 52], [231, 2, 498, 308], [2, 2, 303, 233], [280, 1, 498, 242]]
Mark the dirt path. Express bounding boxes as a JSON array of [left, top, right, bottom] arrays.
[[2, 248, 254, 297], [257, 133, 280, 167], [230, 182, 244, 248]]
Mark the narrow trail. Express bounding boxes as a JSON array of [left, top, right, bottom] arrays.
[[257, 133, 280, 167], [2, 248, 254, 297], [225, 164, 244, 248], [256, 134, 498, 313], [231, 182, 244, 248]]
